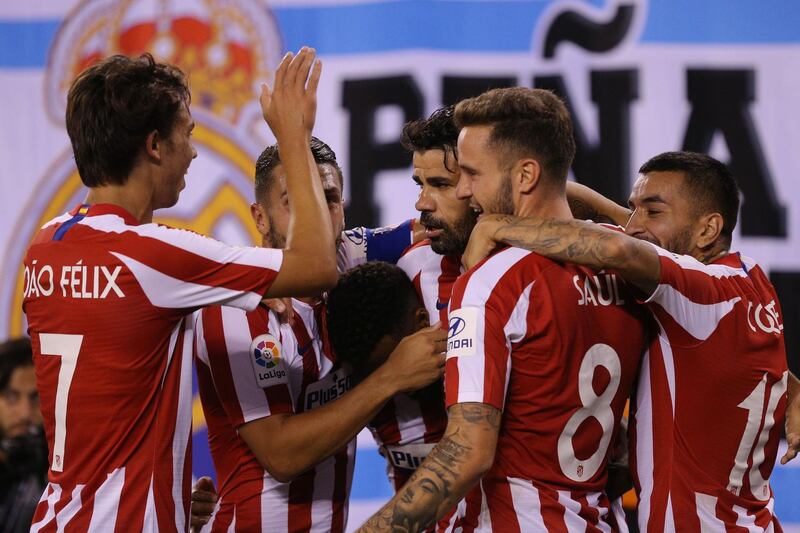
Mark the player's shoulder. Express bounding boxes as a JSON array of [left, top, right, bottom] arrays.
[[454, 247, 534, 300], [397, 239, 437, 276]]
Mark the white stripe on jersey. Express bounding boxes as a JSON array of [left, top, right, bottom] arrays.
[[649, 244, 748, 279], [30, 484, 60, 532], [653, 320, 678, 414], [695, 493, 727, 532], [397, 244, 429, 280], [558, 490, 589, 533], [418, 254, 445, 317], [79, 213, 283, 271], [501, 283, 534, 408], [111, 252, 261, 311], [219, 306, 275, 423], [41, 212, 73, 229], [610, 498, 629, 533], [143, 474, 156, 531], [312, 455, 337, 530], [586, 492, 612, 533], [172, 320, 194, 531], [88, 468, 125, 532], [634, 348, 655, 531], [507, 477, 544, 532], [261, 474, 291, 532], [648, 284, 741, 341], [393, 393, 428, 444], [56, 485, 83, 530], [733, 503, 761, 533], [454, 248, 530, 405]]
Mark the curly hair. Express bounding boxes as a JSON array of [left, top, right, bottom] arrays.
[[400, 106, 459, 172], [326, 262, 420, 367], [66, 54, 190, 187], [254, 136, 343, 203], [454, 87, 575, 186]]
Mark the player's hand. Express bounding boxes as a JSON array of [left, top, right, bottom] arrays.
[[462, 215, 512, 270], [259, 46, 322, 141], [781, 433, 800, 465], [190, 476, 218, 532], [378, 324, 447, 394], [262, 297, 294, 323]]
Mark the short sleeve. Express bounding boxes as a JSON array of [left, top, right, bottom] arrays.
[[642, 244, 747, 342], [196, 305, 294, 428], [101, 220, 283, 312]]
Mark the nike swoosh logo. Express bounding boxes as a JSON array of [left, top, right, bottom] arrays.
[[435, 300, 449, 310], [298, 343, 313, 356]]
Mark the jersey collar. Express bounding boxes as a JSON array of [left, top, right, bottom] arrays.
[[70, 203, 141, 226]]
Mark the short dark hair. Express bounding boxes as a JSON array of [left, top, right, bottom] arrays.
[[66, 53, 190, 187], [326, 262, 420, 367], [0, 338, 33, 393], [401, 106, 459, 172], [639, 151, 740, 244], [254, 137, 343, 204], [454, 87, 575, 186]]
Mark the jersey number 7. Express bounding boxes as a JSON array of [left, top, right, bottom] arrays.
[[40, 333, 84, 472]]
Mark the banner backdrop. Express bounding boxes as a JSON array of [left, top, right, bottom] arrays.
[[1, 0, 799, 529]]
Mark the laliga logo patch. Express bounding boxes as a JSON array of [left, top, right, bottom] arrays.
[[447, 307, 478, 358], [250, 334, 287, 387]]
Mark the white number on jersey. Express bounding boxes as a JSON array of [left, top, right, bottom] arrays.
[[727, 371, 787, 501], [39, 333, 84, 472], [557, 343, 621, 482]]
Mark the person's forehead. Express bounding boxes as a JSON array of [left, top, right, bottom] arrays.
[[457, 125, 492, 155], [630, 170, 686, 201], [272, 162, 342, 193], [8, 365, 36, 390], [413, 149, 456, 176]]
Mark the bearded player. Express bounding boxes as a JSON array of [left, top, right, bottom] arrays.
[[464, 150, 795, 530], [24, 48, 341, 532], [193, 137, 446, 532], [359, 88, 649, 532]]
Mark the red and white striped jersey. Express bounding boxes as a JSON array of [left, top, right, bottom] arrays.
[[195, 300, 355, 533], [446, 246, 648, 532], [630, 247, 788, 532], [23, 203, 282, 532], [366, 242, 457, 479], [194, 223, 414, 532]]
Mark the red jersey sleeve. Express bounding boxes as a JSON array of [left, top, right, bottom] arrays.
[[642, 244, 751, 343], [196, 305, 294, 428], [91, 218, 283, 312]]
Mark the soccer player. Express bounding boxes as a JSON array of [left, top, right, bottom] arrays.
[[463, 151, 792, 530], [359, 87, 648, 532], [24, 48, 339, 531], [193, 138, 447, 532]]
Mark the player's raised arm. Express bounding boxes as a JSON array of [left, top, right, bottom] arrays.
[[567, 181, 631, 226], [357, 403, 500, 532], [260, 47, 338, 297], [462, 214, 661, 296], [237, 324, 446, 482]]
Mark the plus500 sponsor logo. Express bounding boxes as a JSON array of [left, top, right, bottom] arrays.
[[305, 373, 353, 410]]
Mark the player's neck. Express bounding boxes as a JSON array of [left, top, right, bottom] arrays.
[[515, 192, 572, 220], [85, 176, 156, 224]]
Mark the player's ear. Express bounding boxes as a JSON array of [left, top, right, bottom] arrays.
[[696, 212, 724, 249], [251, 202, 269, 237], [413, 307, 430, 331], [144, 130, 162, 162], [517, 158, 541, 194]]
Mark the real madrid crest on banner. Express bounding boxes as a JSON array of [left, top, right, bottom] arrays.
[[1, 0, 283, 337]]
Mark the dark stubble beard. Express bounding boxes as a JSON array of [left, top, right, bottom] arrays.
[[266, 212, 287, 249], [421, 209, 479, 257], [485, 175, 515, 216]]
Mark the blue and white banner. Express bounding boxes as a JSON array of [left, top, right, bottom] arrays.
[[1, 0, 799, 529]]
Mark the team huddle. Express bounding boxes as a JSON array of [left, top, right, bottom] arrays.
[[21, 47, 798, 532]]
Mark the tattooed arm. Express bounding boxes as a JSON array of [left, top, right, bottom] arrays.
[[566, 182, 631, 226], [357, 403, 501, 533], [462, 214, 660, 296]]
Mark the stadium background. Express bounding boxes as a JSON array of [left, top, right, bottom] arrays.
[[0, 0, 798, 529]]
